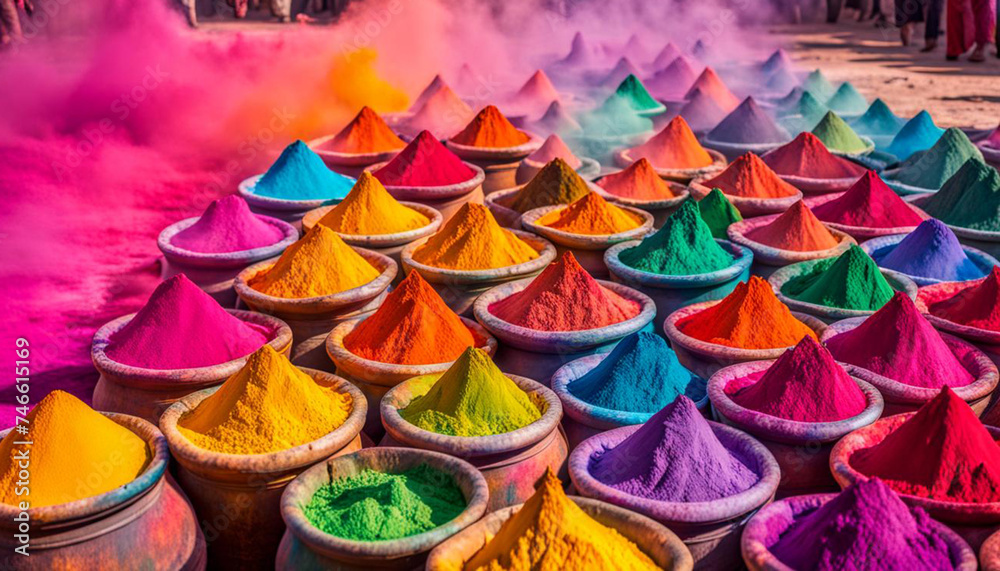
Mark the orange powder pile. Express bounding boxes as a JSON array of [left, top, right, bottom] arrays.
[[746, 201, 841, 252], [318, 172, 430, 235], [412, 203, 540, 270], [451, 105, 531, 148], [343, 271, 478, 365], [677, 276, 817, 349], [537, 192, 644, 235], [684, 67, 740, 112], [502, 158, 593, 213], [628, 116, 714, 169], [700, 153, 800, 198], [319, 106, 405, 154], [526, 134, 582, 169], [596, 158, 680, 200]]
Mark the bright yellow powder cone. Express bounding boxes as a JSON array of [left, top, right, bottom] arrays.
[[537, 191, 643, 235], [318, 172, 430, 235], [411, 203, 539, 270]]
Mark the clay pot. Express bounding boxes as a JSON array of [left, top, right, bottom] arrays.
[[238, 174, 353, 228], [883, 166, 941, 196], [771, 172, 863, 195], [699, 138, 788, 163], [483, 179, 613, 229], [801, 191, 929, 241], [906, 193, 1000, 260], [613, 147, 727, 184], [689, 178, 803, 218], [980, 141, 1000, 169], [445, 133, 544, 195], [514, 155, 601, 184], [726, 213, 855, 279], [980, 528, 1000, 570], [861, 233, 1000, 286], [307, 134, 401, 178], [364, 161, 486, 224]]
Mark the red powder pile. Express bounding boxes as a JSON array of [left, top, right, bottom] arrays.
[[171, 195, 285, 254], [725, 336, 867, 422], [762, 133, 867, 179], [105, 275, 270, 370], [596, 158, 679, 200], [488, 252, 641, 331], [700, 153, 800, 199], [851, 386, 1000, 503], [373, 131, 475, 187], [826, 292, 975, 389], [745, 201, 840, 252], [929, 267, 1000, 330], [627, 116, 714, 169], [811, 171, 926, 228]]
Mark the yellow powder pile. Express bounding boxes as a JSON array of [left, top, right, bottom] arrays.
[[412, 203, 540, 270], [0, 391, 150, 508], [318, 172, 431, 235], [463, 469, 659, 571], [177, 345, 353, 455], [502, 158, 593, 214], [537, 192, 644, 235], [249, 225, 381, 299]]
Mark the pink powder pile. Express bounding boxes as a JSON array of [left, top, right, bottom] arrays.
[[170, 195, 285, 254], [526, 134, 582, 169]]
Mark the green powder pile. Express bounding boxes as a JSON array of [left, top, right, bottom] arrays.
[[922, 159, 1000, 231], [695, 189, 743, 239], [781, 245, 895, 311], [892, 127, 984, 190], [811, 112, 868, 153], [613, 74, 661, 113], [304, 464, 466, 541], [400, 347, 542, 437], [780, 91, 828, 125], [803, 70, 836, 101], [620, 200, 734, 276]]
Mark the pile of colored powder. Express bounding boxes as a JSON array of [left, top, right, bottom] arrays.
[[399, 347, 542, 437], [319, 106, 405, 154], [761, 132, 867, 179], [646, 56, 698, 99], [501, 158, 592, 214], [303, 464, 466, 541], [525, 134, 581, 169], [812, 170, 925, 228], [775, 87, 807, 110], [781, 245, 895, 311], [765, 68, 800, 95], [922, 158, 1000, 231], [0, 391, 149, 508], [725, 336, 867, 422], [537, 192, 643, 235], [589, 396, 759, 502], [171, 195, 285, 254], [106, 275, 270, 369], [450, 105, 531, 148], [811, 112, 869, 153], [249, 226, 380, 299], [707, 97, 790, 145], [685, 67, 740, 112], [596, 158, 679, 200], [578, 95, 653, 137], [678, 87, 728, 132], [253, 141, 354, 201], [770, 479, 955, 570], [877, 219, 984, 282], [825, 292, 975, 388], [851, 98, 905, 137], [928, 267, 1000, 330], [599, 57, 643, 89], [761, 49, 794, 75], [569, 332, 704, 412], [652, 42, 682, 69], [374, 131, 476, 187], [677, 276, 817, 349], [745, 200, 839, 252], [344, 272, 476, 365], [412, 203, 539, 270], [618, 200, 733, 275], [987, 122, 1000, 149], [612, 74, 661, 113], [802, 70, 835, 101], [701, 153, 800, 198], [464, 469, 659, 571], [891, 127, 984, 189], [532, 101, 582, 135], [778, 91, 827, 126], [404, 85, 475, 139], [825, 82, 868, 116], [627, 116, 714, 169], [411, 75, 447, 110], [318, 172, 430, 235], [555, 32, 598, 68], [177, 345, 353, 454], [488, 252, 641, 331], [851, 386, 1000, 502], [886, 111, 945, 161], [508, 70, 561, 114], [696, 189, 743, 239]]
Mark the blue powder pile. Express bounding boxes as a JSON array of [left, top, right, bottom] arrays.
[[885, 111, 944, 161], [253, 140, 355, 201], [877, 219, 986, 282]]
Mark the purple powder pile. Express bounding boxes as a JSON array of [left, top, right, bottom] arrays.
[[646, 56, 699, 100], [877, 219, 986, 282], [679, 88, 727, 133], [707, 97, 791, 145], [770, 478, 955, 570], [171, 195, 285, 254], [588, 396, 759, 502]]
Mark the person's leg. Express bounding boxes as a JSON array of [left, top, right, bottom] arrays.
[[923, 0, 943, 49], [0, 0, 21, 44], [828, 0, 845, 22], [896, 0, 922, 44], [967, 0, 995, 59]]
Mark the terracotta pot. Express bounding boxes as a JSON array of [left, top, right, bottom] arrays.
[[614, 147, 727, 184], [689, 178, 803, 218], [238, 174, 352, 228], [445, 133, 544, 195], [364, 161, 486, 224], [861, 233, 1000, 286], [727, 213, 855, 279], [980, 527, 1000, 570]]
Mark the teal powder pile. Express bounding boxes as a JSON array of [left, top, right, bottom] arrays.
[[802, 70, 836, 101], [613, 74, 661, 113], [922, 159, 1000, 231], [253, 140, 355, 201], [779, 91, 828, 125], [619, 200, 734, 275], [825, 82, 868, 116], [891, 127, 984, 190], [781, 245, 895, 311], [695, 189, 743, 239], [304, 464, 466, 541], [851, 99, 905, 137], [885, 111, 945, 161], [568, 332, 705, 413], [579, 94, 654, 137]]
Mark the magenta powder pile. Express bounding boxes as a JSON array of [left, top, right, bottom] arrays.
[[104, 275, 271, 369], [171, 195, 285, 253], [588, 395, 759, 502], [825, 292, 974, 389]]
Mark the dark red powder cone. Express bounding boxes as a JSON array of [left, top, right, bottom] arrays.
[[373, 131, 475, 187], [929, 267, 1000, 330], [761, 132, 866, 179], [811, 170, 925, 228]]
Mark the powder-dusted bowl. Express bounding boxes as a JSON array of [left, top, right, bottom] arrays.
[[363, 161, 486, 224], [91, 309, 293, 425], [698, 138, 787, 163], [238, 174, 353, 228], [307, 134, 402, 179], [861, 233, 1000, 286], [483, 179, 612, 229], [592, 173, 691, 227], [159, 368, 367, 569], [565, 130, 652, 166], [380, 373, 568, 511], [445, 133, 544, 195], [689, 178, 803, 218], [708, 360, 884, 493], [820, 317, 999, 416], [768, 260, 918, 324], [613, 147, 728, 184], [882, 167, 940, 196], [981, 527, 1000, 571], [400, 229, 557, 317], [915, 280, 1000, 386], [772, 171, 866, 195], [906, 193, 1000, 260], [325, 316, 497, 439], [727, 214, 856, 279], [605, 239, 753, 335], [740, 492, 978, 571], [276, 447, 489, 570], [0, 413, 206, 570], [802, 191, 929, 242], [514, 154, 601, 185], [569, 420, 780, 569], [473, 277, 657, 383], [425, 496, 694, 571]]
